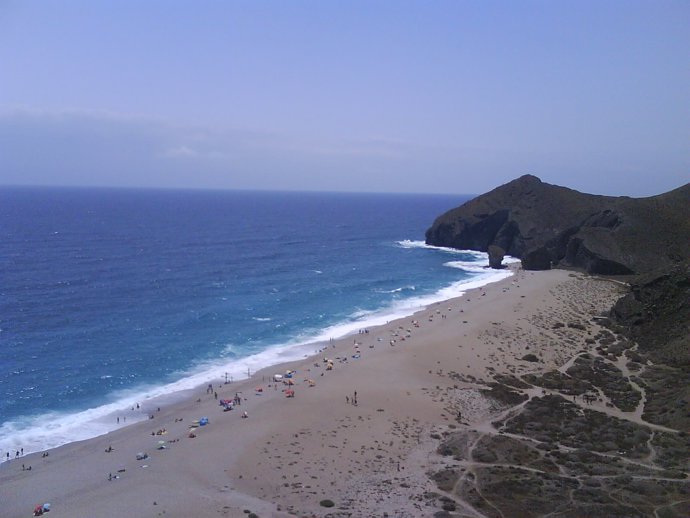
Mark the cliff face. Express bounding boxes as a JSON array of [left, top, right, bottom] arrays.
[[425, 175, 690, 275]]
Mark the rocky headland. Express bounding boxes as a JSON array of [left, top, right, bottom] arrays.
[[425, 174, 690, 275]]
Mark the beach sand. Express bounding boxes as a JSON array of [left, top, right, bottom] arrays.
[[0, 267, 625, 517]]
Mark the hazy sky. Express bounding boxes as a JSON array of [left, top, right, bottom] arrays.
[[1, 1, 688, 196]]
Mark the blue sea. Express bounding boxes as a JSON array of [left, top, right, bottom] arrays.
[[0, 187, 512, 459]]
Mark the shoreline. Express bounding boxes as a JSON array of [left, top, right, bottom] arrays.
[[1, 266, 629, 517], [0, 258, 516, 461]]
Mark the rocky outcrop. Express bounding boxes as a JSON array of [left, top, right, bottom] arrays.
[[521, 246, 552, 270], [425, 175, 690, 275], [487, 245, 505, 269]]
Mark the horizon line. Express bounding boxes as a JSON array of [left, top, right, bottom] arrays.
[[0, 183, 475, 198]]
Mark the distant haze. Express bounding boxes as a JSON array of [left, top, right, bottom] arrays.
[[1, 1, 688, 197]]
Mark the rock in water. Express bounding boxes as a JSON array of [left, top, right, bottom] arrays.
[[487, 245, 505, 269]]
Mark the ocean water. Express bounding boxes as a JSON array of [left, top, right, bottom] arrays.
[[0, 187, 513, 459]]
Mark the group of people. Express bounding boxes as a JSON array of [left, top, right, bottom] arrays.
[[5, 448, 26, 464]]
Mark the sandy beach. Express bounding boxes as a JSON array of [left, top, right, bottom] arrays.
[[0, 267, 638, 517]]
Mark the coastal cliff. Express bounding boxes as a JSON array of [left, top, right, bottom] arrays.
[[425, 174, 690, 275]]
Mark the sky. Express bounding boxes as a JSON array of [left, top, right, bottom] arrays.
[[0, 1, 688, 197]]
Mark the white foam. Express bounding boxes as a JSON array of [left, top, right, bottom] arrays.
[[0, 396, 149, 460], [397, 240, 520, 265], [397, 239, 478, 255], [444, 260, 490, 273], [375, 285, 416, 294], [0, 338, 327, 461], [0, 247, 518, 461], [282, 261, 515, 346]]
